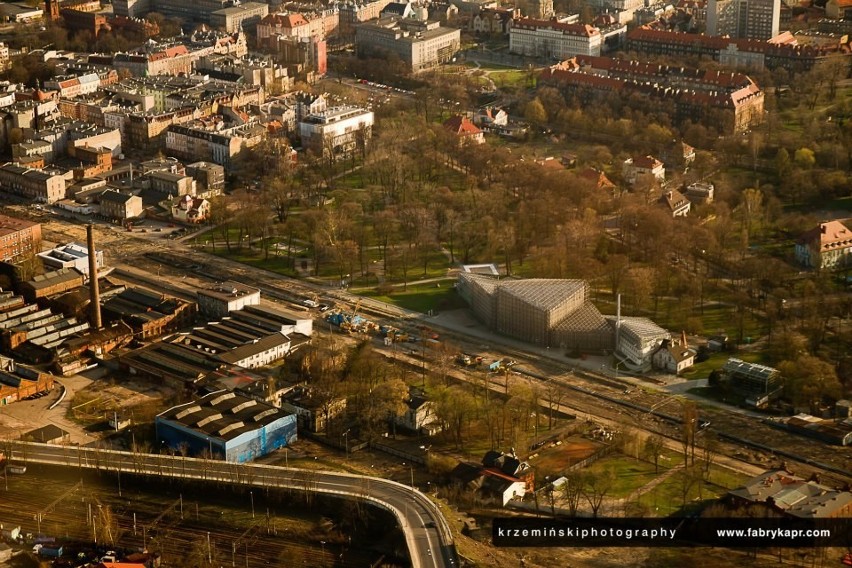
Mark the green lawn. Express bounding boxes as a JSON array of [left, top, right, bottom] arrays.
[[385, 249, 453, 282], [362, 279, 463, 313], [332, 169, 367, 190], [206, 247, 300, 278], [695, 304, 765, 342], [587, 455, 662, 499], [490, 69, 529, 89], [638, 468, 734, 517], [784, 195, 852, 213], [681, 350, 765, 381]]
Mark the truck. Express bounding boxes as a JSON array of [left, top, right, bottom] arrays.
[[488, 358, 516, 372], [456, 353, 483, 367]]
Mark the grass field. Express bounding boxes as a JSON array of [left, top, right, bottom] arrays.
[[681, 350, 765, 381], [785, 195, 852, 213], [490, 69, 529, 89], [637, 464, 750, 517], [206, 247, 300, 278], [362, 279, 464, 313], [587, 455, 662, 499]]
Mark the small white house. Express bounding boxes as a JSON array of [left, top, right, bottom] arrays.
[[394, 390, 443, 435], [651, 338, 695, 374], [473, 106, 508, 127], [623, 154, 665, 185], [171, 195, 211, 224], [482, 474, 527, 506]]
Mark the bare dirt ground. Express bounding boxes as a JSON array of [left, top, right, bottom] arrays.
[[0, 372, 94, 445], [0, 369, 170, 446]]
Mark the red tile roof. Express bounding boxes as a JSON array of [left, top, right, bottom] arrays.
[[513, 18, 600, 37], [443, 115, 482, 136], [798, 220, 852, 250], [631, 155, 663, 169], [578, 167, 615, 189]]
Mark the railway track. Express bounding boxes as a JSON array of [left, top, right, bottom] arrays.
[[112, 243, 852, 487], [0, 467, 380, 567]]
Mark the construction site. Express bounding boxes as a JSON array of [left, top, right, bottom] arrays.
[[456, 273, 671, 371]]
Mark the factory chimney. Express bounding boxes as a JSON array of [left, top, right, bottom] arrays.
[[86, 224, 102, 329], [615, 293, 621, 353]]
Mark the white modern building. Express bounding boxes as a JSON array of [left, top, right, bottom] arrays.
[[299, 106, 374, 157], [509, 18, 602, 58], [37, 242, 104, 277], [614, 317, 671, 372]]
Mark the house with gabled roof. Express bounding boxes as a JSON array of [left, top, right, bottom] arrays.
[[394, 387, 442, 435], [171, 194, 210, 224], [659, 188, 691, 217], [795, 220, 852, 270], [381, 1, 417, 19], [578, 167, 616, 191], [652, 335, 694, 374], [473, 106, 508, 127], [443, 115, 484, 145], [623, 154, 665, 185]]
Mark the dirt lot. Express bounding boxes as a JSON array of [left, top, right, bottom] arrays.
[[0, 369, 172, 446], [67, 377, 173, 428], [529, 437, 601, 474]]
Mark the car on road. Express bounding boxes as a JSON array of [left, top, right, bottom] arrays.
[[318, 304, 330, 312], [302, 299, 319, 308]]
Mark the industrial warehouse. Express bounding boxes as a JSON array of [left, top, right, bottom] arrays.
[[0, 217, 314, 478], [156, 389, 297, 462], [120, 301, 312, 388]]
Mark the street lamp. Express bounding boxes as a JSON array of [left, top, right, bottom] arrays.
[[402, 462, 414, 488], [342, 430, 350, 461], [419, 444, 431, 463]]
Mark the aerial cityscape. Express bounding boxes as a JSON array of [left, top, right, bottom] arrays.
[[0, 0, 849, 566]]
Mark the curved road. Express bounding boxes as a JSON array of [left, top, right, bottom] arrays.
[[4, 441, 457, 568]]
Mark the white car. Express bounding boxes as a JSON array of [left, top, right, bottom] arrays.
[[302, 299, 319, 308]]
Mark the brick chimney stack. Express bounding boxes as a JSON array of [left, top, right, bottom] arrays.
[[86, 224, 102, 329]]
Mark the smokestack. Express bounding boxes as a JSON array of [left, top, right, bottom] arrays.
[[615, 293, 621, 350], [86, 224, 102, 329]]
